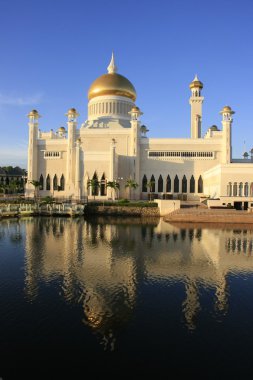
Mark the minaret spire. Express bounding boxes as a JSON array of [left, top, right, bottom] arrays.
[[107, 51, 118, 74]]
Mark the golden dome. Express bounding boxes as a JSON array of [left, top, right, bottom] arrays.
[[189, 74, 203, 89], [88, 73, 136, 101], [220, 105, 235, 114], [27, 109, 40, 118], [65, 108, 79, 117], [58, 126, 66, 132]]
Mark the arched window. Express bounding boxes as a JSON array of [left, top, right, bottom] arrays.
[[244, 182, 249, 197], [166, 175, 171, 192], [233, 182, 237, 196], [39, 174, 44, 190], [227, 182, 232, 196], [53, 175, 58, 190], [239, 182, 243, 196], [142, 175, 147, 192], [60, 175, 65, 191], [158, 175, 163, 192], [250, 183, 253, 197], [182, 175, 187, 193], [174, 175, 179, 193], [190, 175, 195, 193], [150, 175, 155, 192], [100, 173, 106, 196], [92, 172, 99, 196], [198, 175, 203, 193], [46, 175, 50, 190]]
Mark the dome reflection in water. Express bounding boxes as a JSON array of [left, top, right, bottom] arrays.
[[1, 216, 253, 374]]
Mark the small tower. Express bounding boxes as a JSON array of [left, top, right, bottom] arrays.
[[65, 108, 79, 193], [220, 105, 235, 164], [189, 75, 204, 139], [26, 110, 41, 197]]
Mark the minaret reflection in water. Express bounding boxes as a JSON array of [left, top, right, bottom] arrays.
[[23, 217, 253, 348]]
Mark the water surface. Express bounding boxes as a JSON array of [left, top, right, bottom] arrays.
[[1, 216, 253, 377]]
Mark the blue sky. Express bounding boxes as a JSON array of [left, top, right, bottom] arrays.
[[0, 0, 252, 168]]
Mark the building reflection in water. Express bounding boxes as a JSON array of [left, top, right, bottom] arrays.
[[21, 217, 253, 348]]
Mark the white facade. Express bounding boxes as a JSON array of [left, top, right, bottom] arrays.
[[26, 54, 253, 208]]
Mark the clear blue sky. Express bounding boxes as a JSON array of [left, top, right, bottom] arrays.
[[0, 0, 252, 168]]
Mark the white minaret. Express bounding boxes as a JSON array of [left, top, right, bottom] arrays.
[[75, 138, 81, 199], [129, 106, 143, 198], [26, 109, 40, 197], [66, 108, 79, 194], [220, 105, 235, 164], [189, 75, 204, 138]]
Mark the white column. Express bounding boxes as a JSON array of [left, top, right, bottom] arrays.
[[75, 139, 81, 199]]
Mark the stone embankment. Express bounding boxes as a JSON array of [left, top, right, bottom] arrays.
[[164, 208, 253, 224], [85, 205, 160, 217]]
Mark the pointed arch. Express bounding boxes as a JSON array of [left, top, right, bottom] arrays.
[[46, 174, 50, 191], [166, 175, 171, 192], [142, 175, 147, 192], [174, 175, 179, 193], [227, 182, 232, 196], [239, 182, 243, 196], [233, 182, 237, 196], [150, 175, 155, 192], [198, 175, 203, 193], [100, 173, 106, 196], [190, 175, 195, 193], [158, 174, 163, 193], [60, 174, 65, 191], [244, 182, 248, 197], [250, 183, 253, 197], [53, 174, 58, 190], [39, 174, 44, 190], [182, 175, 187, 193], [91, 171, 99, 196]]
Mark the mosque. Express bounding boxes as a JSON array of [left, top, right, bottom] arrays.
[[25, 54, 253, 208]]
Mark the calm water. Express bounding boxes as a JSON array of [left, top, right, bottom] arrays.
[[1, 216, 253, 377]]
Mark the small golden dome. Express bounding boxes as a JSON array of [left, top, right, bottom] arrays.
[[220, 105, 235, 114], [88, 73, 136, 101], [65, 108, 79, 117], [131, 106, 140, 111], [27, 109, 40, 118], [189, 74, 203, 89], [58, 126, 66, 132]]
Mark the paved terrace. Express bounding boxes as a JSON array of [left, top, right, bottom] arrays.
[[164, 207, 253, 224]]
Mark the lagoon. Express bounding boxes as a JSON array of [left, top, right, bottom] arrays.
[[1, 216, 253, 377]]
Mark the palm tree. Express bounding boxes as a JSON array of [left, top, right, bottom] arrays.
[[87, 178, 100, 200], [29, 180, 40, 200], [0, 183, 7, 195], [125, 178, 138, 200], [147, 180, 155, 201], [106, 180, 120, 200], [9, 179, 21, 194], [140, 125, 149, 137]]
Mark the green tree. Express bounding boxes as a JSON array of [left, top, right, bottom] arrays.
[[140, 125, 149, 137], [125, 178, 138, 200], [106, 180, 120, 199], [87, 178, 100, 200], [8, 179, 21, 194], [0, 183, 7, 195]]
